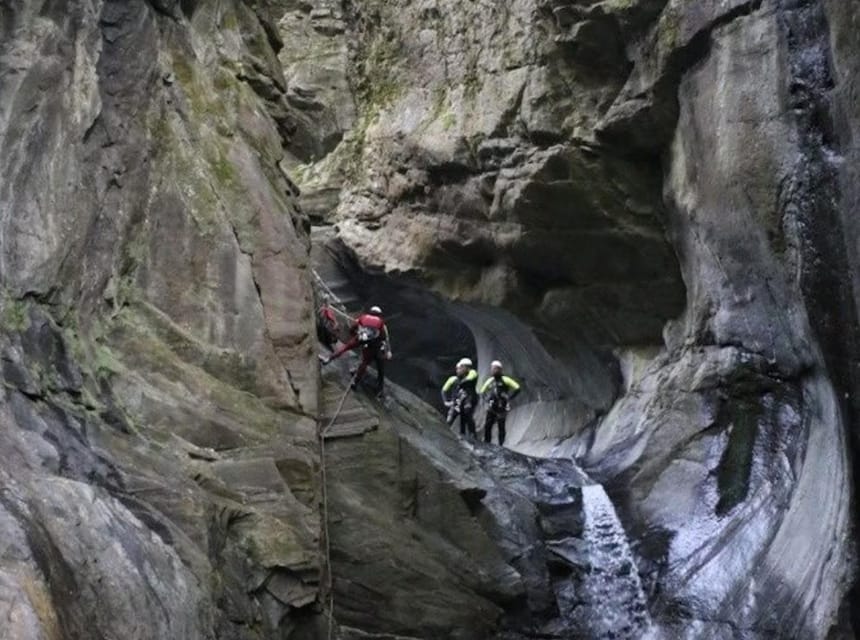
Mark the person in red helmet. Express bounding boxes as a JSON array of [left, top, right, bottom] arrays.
[[322, 305, 392, 395]]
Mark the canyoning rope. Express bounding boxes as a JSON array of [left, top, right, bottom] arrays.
[[312, 265, 375, 637], [318, 367, 361, 640], [318, 424, 335, 638], [312, 268, 396, 356], [312, 269, 355, 324]]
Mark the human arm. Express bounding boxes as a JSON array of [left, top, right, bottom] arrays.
[[441, 375, 457, 406], [383, 324, 392, 359], [502, 375, 521, 400]]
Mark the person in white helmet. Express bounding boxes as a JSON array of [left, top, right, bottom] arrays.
[[479, 360, 521, 446], [322, 305, 391, 395], [441, 357, 479, 438]]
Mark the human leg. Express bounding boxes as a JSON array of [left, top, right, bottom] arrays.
[[483, 412, 496, 443], [328, 336, 358, 361], [374, 349, 385, 393], [464, 410, 477, 438], [352, 346, 374, 387]]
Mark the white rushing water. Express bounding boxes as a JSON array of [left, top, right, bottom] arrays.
[[579, 484, 655, 640]]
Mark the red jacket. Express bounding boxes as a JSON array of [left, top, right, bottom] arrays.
[[319, 305, 337, 328], [351, 314, 389, 348], [355, 313, 384, 330]]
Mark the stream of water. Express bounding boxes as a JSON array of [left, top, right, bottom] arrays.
[[576, 484, 655, 640]]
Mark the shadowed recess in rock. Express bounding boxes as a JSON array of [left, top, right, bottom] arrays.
[[314, 227, 668, 639]]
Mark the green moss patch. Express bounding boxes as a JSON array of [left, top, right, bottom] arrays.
[[101, 307, 289, 439], [1, 295, 30, 332], [715, 397, 759, 516]]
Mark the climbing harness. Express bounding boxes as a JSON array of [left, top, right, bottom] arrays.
[[488, 389, 510, 413], [485, 379, 512, 413], [357, 324, 381, 344]]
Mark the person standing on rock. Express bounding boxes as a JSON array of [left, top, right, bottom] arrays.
[[441, 358, 479, 439], [479, 360, 521, 446], [322, 305, 392, 396]]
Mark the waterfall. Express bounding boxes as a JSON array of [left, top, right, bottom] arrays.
[[576, 484, 655, 640]]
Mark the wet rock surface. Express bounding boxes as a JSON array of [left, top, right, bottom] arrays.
[[2, 0, 859, 639], [296, 0, 860, 637], [321, 361, 594, 639], [573, 485, 653, 640]]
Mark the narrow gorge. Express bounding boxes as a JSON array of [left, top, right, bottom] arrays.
[[0, 1, 857, 639]]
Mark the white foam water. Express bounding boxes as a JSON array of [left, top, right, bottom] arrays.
[[578, 484, 656, 640]]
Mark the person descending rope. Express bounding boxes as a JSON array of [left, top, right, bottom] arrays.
[[479, 360, 521, 446], [316, 295, 340, 352], [322, 305, 392, 396], [441, 358, 479, 439]]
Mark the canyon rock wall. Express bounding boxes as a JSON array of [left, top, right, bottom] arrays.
[[1, 0, 858, 638], [288, 0, 860, 636]]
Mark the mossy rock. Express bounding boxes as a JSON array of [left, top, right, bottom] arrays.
[[1, 296, 31, 332], [715, 397, 759, 515]]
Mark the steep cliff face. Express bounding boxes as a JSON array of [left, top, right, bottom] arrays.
[[1, 2, 324, 636], [290, 0, 685, 348], [2, 0, 858, 638], [0, 4, 622, 639], [287, 0, 859, 636]]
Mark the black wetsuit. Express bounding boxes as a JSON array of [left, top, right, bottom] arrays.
[[442, 370, 478, 438], [480, 374, 521, 445]]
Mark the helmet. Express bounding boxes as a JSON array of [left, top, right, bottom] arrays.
[[369, 305, 382, 315], [490, 360, 503, 370], [456, 357, 473, 368]]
